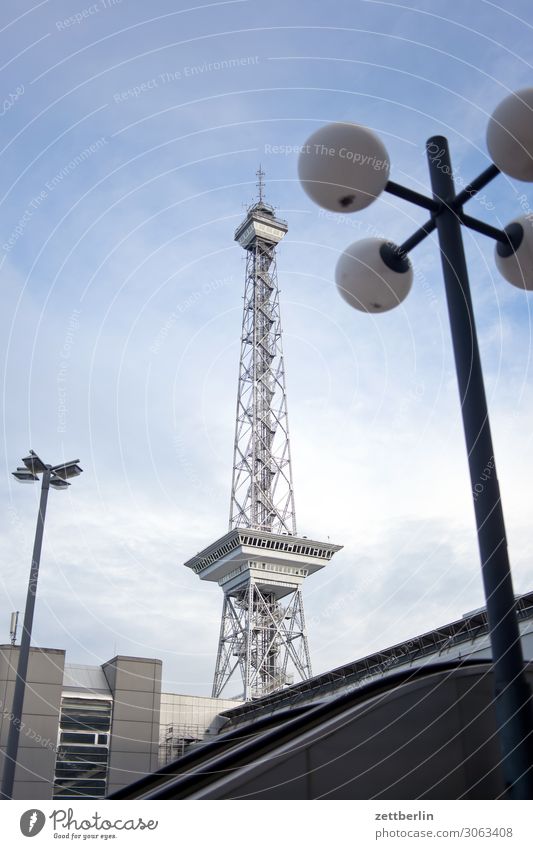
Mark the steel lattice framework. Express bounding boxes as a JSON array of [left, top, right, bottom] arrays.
[[213, 583, 311, 700], [229, 207, 296, 535], [185, 172, 342, 701]]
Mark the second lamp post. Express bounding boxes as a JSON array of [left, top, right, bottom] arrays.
[[298, 88, 533, 799]]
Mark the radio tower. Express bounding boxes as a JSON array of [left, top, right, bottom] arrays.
[[185, 170, 342, 700]]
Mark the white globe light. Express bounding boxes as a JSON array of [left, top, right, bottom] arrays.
[[494, 217, 533, 290], [298, 123, 390, 212], [487, 88, 533, 181], [335, 238, 413, 313]]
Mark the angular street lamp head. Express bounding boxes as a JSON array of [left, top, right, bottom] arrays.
[[494, 216, 533, 290], [298, 122, 390, 212], [487, 88, 533, 181], [22, 451, 48, 475], [50, 476, 71, 490], [335, 238, 414, 313], [51, 461, 82, 480], [12, 467, 38, 483], [13, 453, 82, 487]]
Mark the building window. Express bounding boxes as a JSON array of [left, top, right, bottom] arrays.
[[60, 732, 96, 745], [53, 697, 112, 800]]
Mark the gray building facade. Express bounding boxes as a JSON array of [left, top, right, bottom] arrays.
[[0, 646, 65, 800], [0, 648, 161, 800]]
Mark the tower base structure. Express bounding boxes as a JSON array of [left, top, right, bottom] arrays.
[[185, 528, 342, 699]]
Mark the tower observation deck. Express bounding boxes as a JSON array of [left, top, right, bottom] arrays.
[[185, 170, 342, 700]]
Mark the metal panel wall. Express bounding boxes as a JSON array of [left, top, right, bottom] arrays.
[[0, 645, 65, 799], [103, 656, 162, 795]]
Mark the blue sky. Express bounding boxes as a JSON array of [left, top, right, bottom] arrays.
[[1, 0, 533, 695]]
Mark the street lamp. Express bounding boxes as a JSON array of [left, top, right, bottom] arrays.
[[298, 88, 533, 799], [1, 450, 82, 800]]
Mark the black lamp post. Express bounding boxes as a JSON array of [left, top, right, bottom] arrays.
[[297, 88, 533, 798], [1, 451, 82, 801]]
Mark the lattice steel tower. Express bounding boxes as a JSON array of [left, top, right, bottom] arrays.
[[185, 170, 342, 700]]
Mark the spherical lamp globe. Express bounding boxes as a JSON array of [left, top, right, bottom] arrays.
[[494, 217, 533, 290], [298, 123, 390, 212], [335, 238, 413, 313], [487, 88, 533, 181]]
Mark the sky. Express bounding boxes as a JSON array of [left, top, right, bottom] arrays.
[[1, 0, 533, 697]]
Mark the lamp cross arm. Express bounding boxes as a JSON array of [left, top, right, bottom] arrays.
[[393, 207, 519, 264], [398, 217, 438, 256], [384, 180, 439, 213], [452, 164, 500, 210], [459, 212, 515, 247], [383, 166, 499, 215]]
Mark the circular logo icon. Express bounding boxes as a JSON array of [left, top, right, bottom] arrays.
[[20, 810, 46, 837]]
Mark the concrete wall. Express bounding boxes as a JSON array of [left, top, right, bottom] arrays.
[[0, 646, 65, 800], [103, 656, 162, 795]]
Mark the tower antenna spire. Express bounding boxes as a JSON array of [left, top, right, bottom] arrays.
[[256, 165, 265, 203], [185, 174, 342, 701]]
